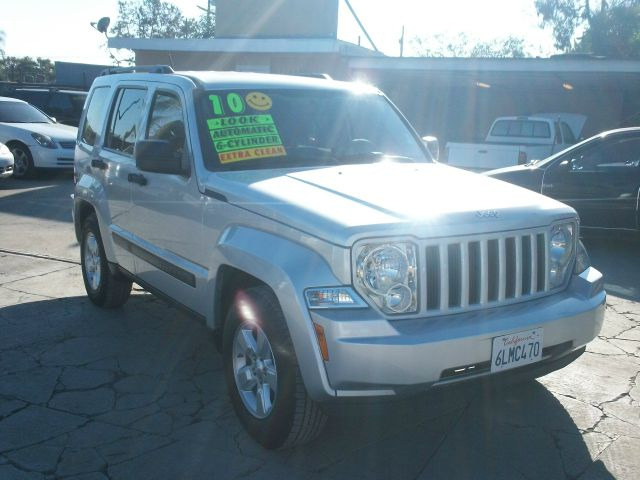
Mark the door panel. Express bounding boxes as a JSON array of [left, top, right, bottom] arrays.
[[98, 87, 148, 272], [542, 135, 640, 230], [127, 88, 206, 314]]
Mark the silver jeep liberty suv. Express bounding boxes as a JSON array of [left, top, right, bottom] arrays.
[[73, 66, 605, 449]]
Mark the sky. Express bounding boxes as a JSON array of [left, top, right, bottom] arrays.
[[0, 0, 558, 65]]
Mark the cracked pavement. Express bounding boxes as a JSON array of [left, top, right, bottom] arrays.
[[1, 176, 639, 479]]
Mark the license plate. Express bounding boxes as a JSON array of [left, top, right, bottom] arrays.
[[491, 328, 543, 373]]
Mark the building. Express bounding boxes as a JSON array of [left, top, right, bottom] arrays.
[[109, 0, 640, 145]]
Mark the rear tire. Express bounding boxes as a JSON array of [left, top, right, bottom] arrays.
[[10, 143, 35, 179], [223, 286, 327, 449], [81, 213, 132, 308]]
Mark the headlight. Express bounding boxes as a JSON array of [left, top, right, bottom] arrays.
[[31, 133, 57, 149], [355, 243, 418, 314], [549, 222, 575, 288], [574, 239, 591, 274]]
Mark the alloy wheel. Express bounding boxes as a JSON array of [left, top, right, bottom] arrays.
[[232, 323, 278, 419], [83, 232, 102, 292]]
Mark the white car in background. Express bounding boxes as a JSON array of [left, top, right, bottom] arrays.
[[0, 142, 14, 178], [0, 97, 78, 178]]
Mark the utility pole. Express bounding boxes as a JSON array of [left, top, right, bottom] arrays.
[[197, 0, 215, 37], [399, 25, 405, 57], [343, 0, 379, 52]]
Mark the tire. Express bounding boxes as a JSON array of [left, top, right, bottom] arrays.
[[10, 143, 36, 179], [223, 286, 327, 449], [81, 213, 132, 308]]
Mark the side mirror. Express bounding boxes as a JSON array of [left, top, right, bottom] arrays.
[[50, 117, 57, 123], [557, 159, 571, 172], [422, 135, 439, 161], [135, 139, 185, 175]]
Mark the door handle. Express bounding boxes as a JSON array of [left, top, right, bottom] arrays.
[[478, 150, 488, 154], [91, 158, 108, 170], [127, 173, 148, 186]]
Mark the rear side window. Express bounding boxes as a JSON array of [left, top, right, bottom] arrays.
[[81, 87, 111, 146], [491, 120, 551, 139], [106, 88, 147, 155]]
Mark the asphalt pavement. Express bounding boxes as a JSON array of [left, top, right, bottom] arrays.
[[0, 174, 638, 480]]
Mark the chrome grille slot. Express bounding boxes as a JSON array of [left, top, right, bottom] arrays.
[[447, 243, 462, 308], [423, 227, 551, 316], [467, 242, 481, 305], [425, 245, 440, 310], [505, 237, 516, 299]]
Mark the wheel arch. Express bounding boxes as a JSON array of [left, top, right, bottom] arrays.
[[74, 200, 96, 243], [213, 265, 266, 351], [208, 225, 341, 400], [4, 139, 29, 150]]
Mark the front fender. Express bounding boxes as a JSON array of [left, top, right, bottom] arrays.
[[212, 225, 342, 400]]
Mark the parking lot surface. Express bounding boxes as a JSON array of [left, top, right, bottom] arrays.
[[1, 175, 639, 480]]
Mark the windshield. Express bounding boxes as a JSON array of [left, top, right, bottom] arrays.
[[198, 88, 429, 171], [0, 101, 52, 123]]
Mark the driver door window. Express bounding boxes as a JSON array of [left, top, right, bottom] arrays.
[[146, 91, 186, 164], [567, 137, 640, 172]]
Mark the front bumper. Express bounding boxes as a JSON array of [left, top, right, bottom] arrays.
[[0, 154, 13, 178], [308, 267, 604, 400], [30, 144, 75, 169]]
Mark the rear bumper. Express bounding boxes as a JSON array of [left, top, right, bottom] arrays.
[[307, 267, 605, 400]]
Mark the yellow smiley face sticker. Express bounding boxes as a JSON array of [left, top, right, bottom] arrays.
[[245, 92, 272, 111]]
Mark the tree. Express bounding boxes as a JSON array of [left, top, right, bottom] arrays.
[[575, 3, 640, 56], [411, 34, 528, 58], [0, 30, 5, 59], [111, 0, 215, 39], [0, 57, 55, 83], [535, 0, 640, 55]]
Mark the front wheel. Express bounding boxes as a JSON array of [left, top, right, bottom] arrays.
[[81, 213, 132, 308], [10, 144, 35, 179], [223, 286, 327, 449]]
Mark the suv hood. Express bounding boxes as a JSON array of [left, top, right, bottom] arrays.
[[208, 163, 576, 246], [2, 122, 77, 141]]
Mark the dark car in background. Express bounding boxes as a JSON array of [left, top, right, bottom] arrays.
[[0, 86, 87, 127], [485, 128, 640, 234]]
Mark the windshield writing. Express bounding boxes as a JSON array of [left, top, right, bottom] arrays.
[[199, 88, 428, 171]]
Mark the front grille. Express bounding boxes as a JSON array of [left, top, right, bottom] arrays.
[[424, 228, 549, 315], [56, 158, 74, 166], [59, 141, 76, 149], [0, 165, 13, 173]]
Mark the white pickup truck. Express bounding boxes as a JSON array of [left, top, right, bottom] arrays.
[[446, 114, 586, 171]]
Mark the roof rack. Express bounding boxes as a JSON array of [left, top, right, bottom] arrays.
[[294, 73, 332, 80], [100, 65, 174, 76], [0, 81, 87, 92]]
